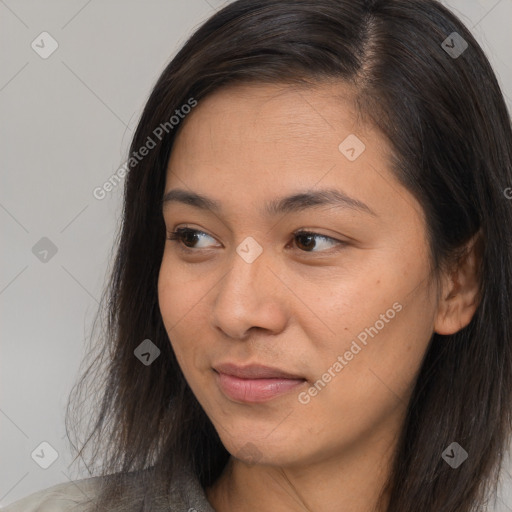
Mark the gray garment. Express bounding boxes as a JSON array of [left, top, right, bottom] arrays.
[[0, 467, 216, 512]]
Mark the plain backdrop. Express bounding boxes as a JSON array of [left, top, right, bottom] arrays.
[[1, 0, 511, 508]]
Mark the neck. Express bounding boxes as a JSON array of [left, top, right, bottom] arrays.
[[205, 430, 397, 512]]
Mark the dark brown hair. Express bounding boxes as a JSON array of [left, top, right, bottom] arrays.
[[66, 0, 512, 510]]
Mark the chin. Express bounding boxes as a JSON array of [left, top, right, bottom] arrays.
[[215, 424, 310, 468]]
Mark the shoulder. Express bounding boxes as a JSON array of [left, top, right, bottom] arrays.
[[0, 467, 215, 512], [0, 476, 101, 512]]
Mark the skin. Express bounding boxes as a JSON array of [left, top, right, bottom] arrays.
[[157, 82, 481, 512]]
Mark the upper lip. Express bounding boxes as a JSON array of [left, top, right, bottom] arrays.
[[213, 362, 305, 380]]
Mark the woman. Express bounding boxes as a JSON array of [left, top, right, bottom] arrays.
[[4, 0, 512, 511]]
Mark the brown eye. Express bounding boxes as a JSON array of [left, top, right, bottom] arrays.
[[292, 230, 345, 253], [166, 228, 217, 249], [295, 232, 317, 251], [180, 229, 200, 247]]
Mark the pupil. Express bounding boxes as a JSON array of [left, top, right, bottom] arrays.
[[297, 234, 315, 251], [183, 231, 198, 247]]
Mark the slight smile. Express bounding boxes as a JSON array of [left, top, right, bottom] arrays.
[[213, 363, 308, 403]]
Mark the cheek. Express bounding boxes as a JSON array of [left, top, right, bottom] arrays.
[[313, 288, 434, 423], [158, 258, 201, 372], [158, 254, 208, 327], [299, 259, 436, 420], [158, 255, 222, 387], [294, 306, 433, 451], [157, 259, 179, 338]]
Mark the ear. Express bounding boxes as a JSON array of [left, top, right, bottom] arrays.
[[434, 230, 483, 335]]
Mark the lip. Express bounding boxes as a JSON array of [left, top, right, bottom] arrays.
[[214, 362, 304, 380], [213, 363, 307, 403]]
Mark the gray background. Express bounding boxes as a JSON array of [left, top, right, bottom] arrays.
[[1, 0, 511, 508]]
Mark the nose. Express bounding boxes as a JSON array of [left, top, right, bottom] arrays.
[[211, 248, 289, 340]]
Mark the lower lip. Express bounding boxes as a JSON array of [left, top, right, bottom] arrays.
[[215, 371, 306, 403]]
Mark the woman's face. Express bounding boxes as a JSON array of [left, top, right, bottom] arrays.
[[158, 82, 440, 468]]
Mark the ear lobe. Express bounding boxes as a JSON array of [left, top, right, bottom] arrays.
[[434, 230, 483, 335]]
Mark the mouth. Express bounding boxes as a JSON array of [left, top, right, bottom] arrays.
[[213, 362, 307, 403]]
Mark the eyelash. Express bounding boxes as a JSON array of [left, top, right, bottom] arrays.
[[166, 227, 347, 254]]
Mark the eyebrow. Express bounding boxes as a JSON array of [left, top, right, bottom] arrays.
[[161, 187, 377, 217]]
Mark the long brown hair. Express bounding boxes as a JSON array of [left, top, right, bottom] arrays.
[[66, 1, 512, 510]]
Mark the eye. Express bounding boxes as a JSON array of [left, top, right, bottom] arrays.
[[290, 230, 345, 253], [166, 227, 346, 254], [166, 227, 218, 250]]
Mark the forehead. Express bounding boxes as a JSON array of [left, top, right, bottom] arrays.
[[177, 81, 362, 140], [168, 81, 382, 173], [164, 81, 424, 231]]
